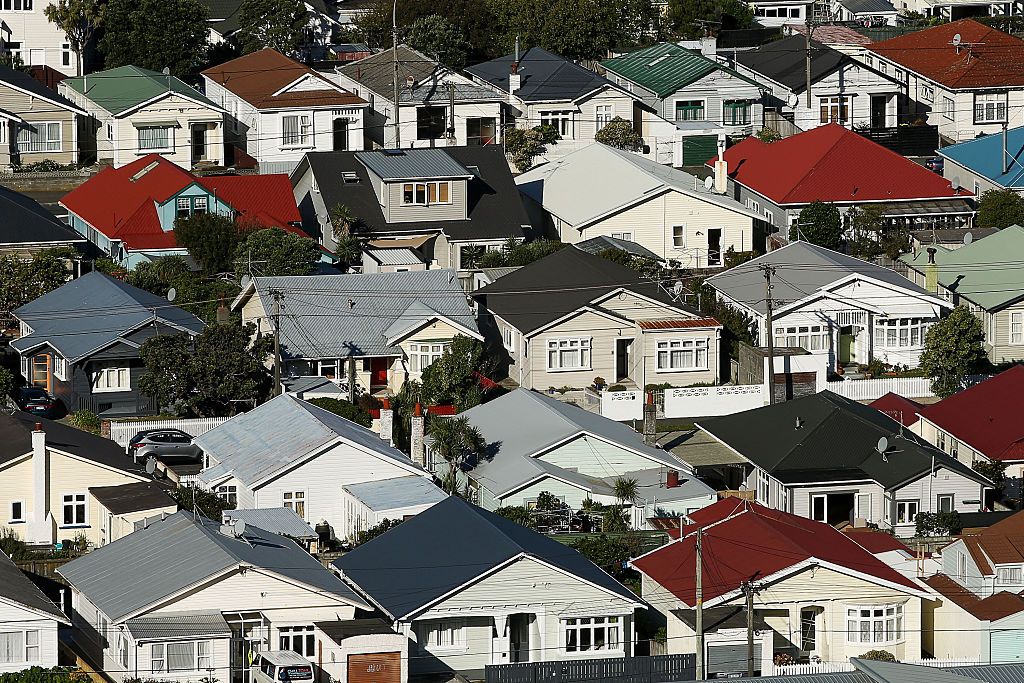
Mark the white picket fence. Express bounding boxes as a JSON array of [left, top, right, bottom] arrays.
[[826, 374, 992, 401], [109, 417, 230, 449], [770, 658, 980, 676]]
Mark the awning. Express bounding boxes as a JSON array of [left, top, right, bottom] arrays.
[[124, 612, 233, 641], [365, 247, 425, 266], [877, 200, 974, 217], [367, 235, 433, 249], [132, 120, 180, 128]]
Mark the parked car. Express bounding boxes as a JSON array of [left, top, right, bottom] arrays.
[[14, 386, 62, 418], [252, 651, 314, 683], [925, 157, 944, 173], [128, 428, 202, 461]]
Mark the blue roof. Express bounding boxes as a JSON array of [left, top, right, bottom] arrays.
[[939, 126, 1024, 188]]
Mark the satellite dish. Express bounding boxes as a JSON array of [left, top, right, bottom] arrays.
[[672, 280, 685, 298], [166, 287, 177, 302], [233, 519, 246, 537], [876, 436, 889, 454], [787, 93, 800, 108], [703, 175, 714, 191], [963, 231, 974, 245], [240, 274, 251, 291], [162, 66, 171, 75], [952, 33, 962, 47], [950, 175, 961, 192], [145, 456, 157, 475]]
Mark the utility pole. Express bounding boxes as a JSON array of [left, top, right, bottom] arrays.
[[271, 290, 282, 396], [805, 19, 817, 110], [392, 0, 401, 148], [447, 82, 456, 142], [743, 581, 756, 677], [695, 526, 704, 681], [760, 264, 776, 404]]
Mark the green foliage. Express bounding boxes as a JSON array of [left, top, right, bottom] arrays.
[[793, 201, 842, 250], [535, 491, 563, 511], [237, 0, 310, 55], [976, 189, 1024, 230], [127, 256, 192, 297], [602, 505, 629, 532], [0, 366, 15, 399], [52, 533, 89, 558], [329, 203, 361, 240], [14, 159, 79, 173], [68, 410, 101, 435], [234, 228, 321, 277], [920, 306, 988, 398], [0, 529, 36, 561], [0, 250, 71, 320], [505, 127, 552, 172], [860, 650, 896, 662], [429, 415, 486, 493], [596, 248, 665, 280], [174, 213, 248, 275], [420, 335, 500, 410], [915, 510, 962, 537], [698, 282, 755, 359], [974, 459, 1007, 490], [356, 517, 404, 544], [755, 128, 781, 143], [306, 397, 372, 427], [407, 15, 469, 68], [170, 485, 234, 518], [595, 117, 644, 151], [723, 247, 758, 269], [0, 530, 89, 561], [493, 506, 536, 528], [44, 0, 103, 76], [478, 239, 566, 268], [0, 51, 28, 71], [568, 533, 643, 584], [613, 476, 639, 505], [0, 666, 89, 683], [332, 235, 363, 271], [98, 0, 209, 75], [139, 323, 273, 417], [666, 0, 753, 38]]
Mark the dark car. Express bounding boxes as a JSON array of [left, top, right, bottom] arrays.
[[14, 386, 62, 418], [128, 428, 202, 462], [925, 157, 944, 173]]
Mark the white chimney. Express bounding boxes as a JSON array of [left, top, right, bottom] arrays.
[[379, 398, 394, 447], [508, 62, 522, 104], [410, 403, 426, 467], [714, 133, 728, 194], [28, 423, 53, 545]]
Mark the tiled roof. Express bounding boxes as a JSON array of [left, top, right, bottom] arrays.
[[786, 24, 873, 46], [637, 317, 721, 330], [601, 42, 761, 98], [925, 574, 1024, 621], [868, 19, 1024, 89]]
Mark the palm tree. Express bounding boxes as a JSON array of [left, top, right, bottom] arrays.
[[333, 234, 363, 271], [329, 203, 359, 241], [613, 477, 639, 507], [429, 416, 486, 494]]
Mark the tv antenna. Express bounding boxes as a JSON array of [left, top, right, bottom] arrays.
[[166, 287, 177, 302], [145, 456, 157, 476], [963, 231, 973, 246]]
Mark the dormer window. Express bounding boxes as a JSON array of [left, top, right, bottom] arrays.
[[402, 181, 450, 206], [176, 195, 211, 221], [176, 197, 191, 220], [193, 196, 208, 215], [343, 171, 359, 184]]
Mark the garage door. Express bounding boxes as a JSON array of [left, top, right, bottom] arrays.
[[991, 630, 1024, 663], [348, 653, 401, 683], [707, 643, 761, 677]]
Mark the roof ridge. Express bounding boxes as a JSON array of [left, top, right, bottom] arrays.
[[782, 125, 853, 203], [519, 389, 586, 437]]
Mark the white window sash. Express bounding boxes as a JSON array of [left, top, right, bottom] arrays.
[[138, 126, 172, 151], [16, 121, 62, 152]]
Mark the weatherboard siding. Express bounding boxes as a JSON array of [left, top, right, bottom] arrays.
[[941, 540, 988, 597], [385, 179, 468, 224], [599, 291, 689, 321], [0, 9, 78, 76], [925, 596, 987, 662], [990, 304, 1024, 364], [0, 604, 60, 672], [107, 93, 225, 168], [658, 70, 763, 134], [500, 477, 612, 510], [893, 467, 985, 524], [410, 616, 493, 674], [0, 87, 78, 167]]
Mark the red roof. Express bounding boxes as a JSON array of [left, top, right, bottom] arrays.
[[842, 527, 914, 554], [919, 365, 1024, 462], [61, 155, 305, 251], [637, 317, 721, 330], [868, 392, 923, 427], [713, 124, 971, 206], [632, 499, 921, 606], [925, 574, 1024, 621], [868, 19, 1024, 90]]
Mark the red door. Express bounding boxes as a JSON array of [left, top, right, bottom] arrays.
[[370, 358, 389, 387]]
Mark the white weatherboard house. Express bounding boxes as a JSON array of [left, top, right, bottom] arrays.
[[335, 496, 643, 677], [59, 512, 408, 683], [0, 550, 69, 673], [196, 393, 434, 539], [0, 1, 79, 74]]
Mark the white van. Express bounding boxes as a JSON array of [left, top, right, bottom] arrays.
[[252, 651, 315, 683]]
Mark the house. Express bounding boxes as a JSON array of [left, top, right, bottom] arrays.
[[0, 1, 79, 75], [714, 124, 974, 232], [202, 0, 337, 57], [831, 0, 899, 24], [914, 366, 1024, 479], [0, 184, 85, 256], [0, 412, 174, 548], [843, 526, 941, 581], [707, 241, 949, 371], [339, 476, 448, 541], [195, 393, 433, 538], [10, 271, 204, 416], [514, 143, 766, 266], [0, 549, 70, 673], [437, 388, 716, 526], [331, 45, 504, 150], [232, 270, 481, 395], [60, 154, 304, 269], [631, 499, 933, 675], [694, 391, 993, 537], [472, 248, 724, 390], [291, 146, 531, 267], [574, 235, 662, 261], [466, 47, 640, 160], [202, 49, 368, 174], [938, 125, 1024, 196], [59, 511, 408, 683], [909, 226, 998, 251], [901, 224, 1024, 364], [865, 20, 1024, 143], [732, 36, 903, 132], [58, 66, 225, 168], [86, 482, 177, 543], [334, 496, 643, 676], [783, 24, 874, 56], [601, 42, 765, 138], [925, 511, 1024, 662], [749, 0, 815, 26], [0, 65, 87, 170]]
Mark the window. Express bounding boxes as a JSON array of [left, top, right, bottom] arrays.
[[409, 343, 447, 373], [459, 244, 487, 269], [610, 232, 633, 241], [16, 122, 61, 152], [975, 92, 1007, 123], [10, 500, 24, 523], [0, 630, 39, 664], [764, 208, 773, 223], [280, 626, 315, 656], [819, 96, 849, 124], [466, 117, 497, 145], [800, 608, 816, 651], [417, 106, 447, 140], [921, 84, 934, 103], [957, 552, 967, 580], [895, 68, 904, 82], [119, 634, 129, 668], [151, 641, 210, 673], [656, 339, 709, 371], [138, 126, 172, 151], [674, 100, 705, 121], [401, 181, 450, 206], [937, 494, 954, 513], [176, 197, 191, 220], [563, 617, 621, 653], [774, 324, 829, 351], [502, 326, 516, 352], [896, 499, 919, 525], [672, 225, 685, 248], [811, 494, 826, 522], [62, 43, 71, 67], [846, 604, 904, 644], [0, 0, 34, 9], [997, 566, 1023, 584], [943, 97, 955, 121], [424, 620, 465, 650], [1011, 312, 1024, 344], [723, 100, 751, 125], [53, 355, 67, 381], [317, 359, 340, 380], [539, 110, 573, 138], [283, 491, 306, 519], [193, 196, 208, 215], [92, 363, 130, 392], [282, 114, 311, 147], [62, 493, 87, 527], [874, 318, 930, 349], [546, 338, 591, 371], [595, 104, 613, 131], [216, 485, 237, 506]]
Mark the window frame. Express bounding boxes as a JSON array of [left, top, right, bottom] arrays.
[[281, 113, 312, 149], [283, 491, 306, 520], [997, 565, 1023, 585], [409, 342, 448, 373], [538, 110, 574, 138], [1010, 311, 1024, 345], [723, 99, 752, 126], [137, 125, 173, 153], [151, 640, 211, 673], [52, 354, 68, 381], [0, 629, 40, 665], [401, 181, 451, 206], [672, 224, 685, 249], [974, 92, 1008, 124], [943, 97, 955, 121], [874, 318, 929, 349], [595, 104, 614, 131], [774, 324, 829, 351], [92, 362, 131, 393], [61, 492, 88, 528], [279, 625, 316, 657], [0, 0, 35, 10], [16, 121, 62, 153], [562, 616, 623, 654], [416, 106, 448, 140], [819, 96, 849, 125], [655, 338, 709, 372], [937, 493, 954, 514], [423, 619, 466, 651], [546, 337, 592, 372], [895, 499, 919, 525], [673, 99, 706, 122], [215, 485, 237, 506], [10, 500, 25, 523], [845, 603, 905, 645]]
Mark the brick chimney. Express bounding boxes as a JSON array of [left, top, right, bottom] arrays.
[[666, 470, 680, 488], [643, 393, 657, 446], [410, 403, 426, 467]]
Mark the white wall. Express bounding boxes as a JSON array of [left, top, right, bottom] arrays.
[[0, 6, 78, 75], [0, 601, 62, 672]]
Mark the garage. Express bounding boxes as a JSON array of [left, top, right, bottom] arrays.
[[348, 652, 402, 683], [991, 630, 1024, 663], [707, 642, 762, 678]]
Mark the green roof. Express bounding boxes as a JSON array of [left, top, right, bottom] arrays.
[[601, 42, 762, 99], [63, 65, 219, 116], [902, 225, 1024, 311]]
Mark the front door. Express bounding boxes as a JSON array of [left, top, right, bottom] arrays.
[[333, 118, 349, 151], [616, 338, 633, 382], [191, 124, 206, 164], [707, 228, 722, 266], [871, 96, 887, 128], [839, 326, 856, 364], [31, 355, 51, 392], [509, 614, 531, 663], [370, 358, 389, 388]]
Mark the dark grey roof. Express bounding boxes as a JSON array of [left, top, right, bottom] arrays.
[[11, 272, 205, 362], [474, 247, 698, 334], [337, 46, 500, 104], [60, 511, 370, 622], [697, 391, 992, 490], [673, 606, 769, 632], [125, 612, 232, 641], [295, 145, 529, 241], [0, 64, 86, 114], [718, 662, 1024, 683], [0, 411, 147, 475], [343, 476, 447, 512], [575, 235, 662, 260], [357, 148, 472, 181], [837, 0, 897, 13], [0, 550, 68, 622], [0, 185, 84, 247], [222, 508, 318, 540], [334, 496, 639, 619], [910, 227, 1000, 244], [89, 482, 175, 515], [466, 47, 625, 102], [734, 35, 849, 93]]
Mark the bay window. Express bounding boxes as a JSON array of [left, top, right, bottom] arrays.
[[975, 92, 1007, 123], [138, 125, 172, 151], [16, 121, 61, 152], [151, 640, 211, 673], [874, 318, 930, 349], [774, 324, 829, 351], [409, 343, 447, 373], [547, 338, 591, 371], [656, 339, 709, 371], [563, 616, 622, 653], [846, 604, 904, 644], [282, 114, 311, 147], [539, 110, 573, 138], [280, 625, 315, 656]]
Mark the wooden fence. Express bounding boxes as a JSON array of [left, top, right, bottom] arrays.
[[485, 654, 695, 683], [108, 416, 230, 448]]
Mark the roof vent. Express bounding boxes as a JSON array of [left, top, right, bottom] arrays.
[[342, 171, 360, 184], [130, 160, 161, 182], [649, 55, 670, 67], [795, 416, 804, 430]]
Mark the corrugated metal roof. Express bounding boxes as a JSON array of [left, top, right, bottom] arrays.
[[602, 42, 761, 98], [365, 247, 425, 266], [222, 508, 318, 539], [125, 612, 232, 641], [717, 663, 1024, 683], [575, 235, 661, 260], [356, 148, 471, 180], [63, 65, 219, 115], [637, 317, 721, 330], [343, 476, 447, 512], [939, 126, 1024, 188]]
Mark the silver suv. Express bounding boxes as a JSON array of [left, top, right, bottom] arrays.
[[128, 428, 202, 462]]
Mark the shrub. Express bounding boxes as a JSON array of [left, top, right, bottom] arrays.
[[494, 506, 535, 528], [357, 517, 402, 544], [306, 397, 372, 427], [860, 650, 896, 662], [914, 510, 962, 537], [68, 410, 101, 435]]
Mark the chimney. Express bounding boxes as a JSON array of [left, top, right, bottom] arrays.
[[926, 247, 938, 293], [643, 392, 657, 446], [379, 398, 394, 446], [713, 133, 728, 194], [410, 403, 426, 467], [666, 470, 680, 488], [700, 36, 717, 56], [508, 69, 522, 100], [28, 423, 51, 545]]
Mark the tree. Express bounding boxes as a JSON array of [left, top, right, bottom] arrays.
[[493, 505, 536, 528], [44, 0, 103, 76], [613, 476, 639, 506], [174, 213, 246, 275], [356, 517, 404, 544], [595, 117, 644, 151], [597, 248, 664, 280], [429, 416, 486, 493], [793, 201, 843, 251], [407, 15, 469, 69], [569, 534, 643, 584], [666, 0, 753, 38], [170, 484, 235, 518], [420, 335, 501, 410], [976, 188, 1024, 229], [477, 238, 568, 268], [0, 366, 14, 400], [139, 323, 273, 416], [332, 235, 363, 271], [974, 459, 1007, 491], [329, 203, 360, 240], [126, 256, 192, 297], [919, 306, 988, 398], [306, 397, 372, 427], [0, 250, 71, 321], [237, 0, 310, 55], [234, 228, 321, 277], [504, 127, 550, 172], [98, 0, 209, 75]]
